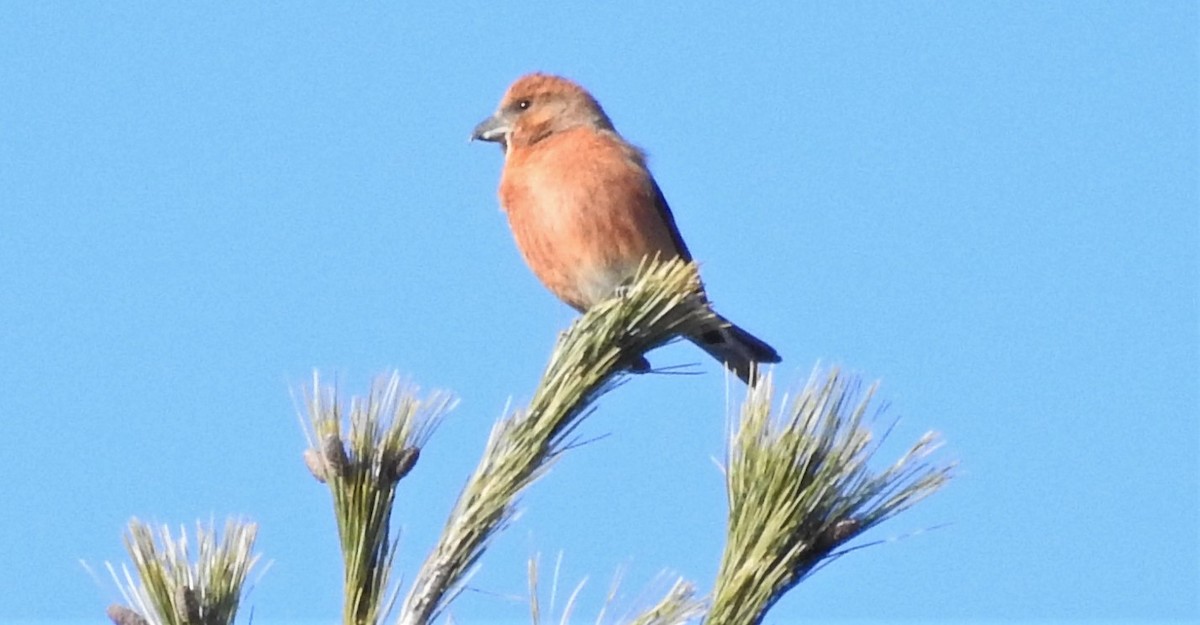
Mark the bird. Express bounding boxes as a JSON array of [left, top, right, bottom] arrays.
[[471, 72, 780, 384]]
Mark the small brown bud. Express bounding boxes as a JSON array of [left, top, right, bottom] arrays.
[[383, 447, 420, 482], [829, 518, 861, 542], [177, 586, 201, 624], [322, 433, 349, 478], [303, 448, 328, 483], [815, 517, 861, 552], [106, 605, 148, 625]]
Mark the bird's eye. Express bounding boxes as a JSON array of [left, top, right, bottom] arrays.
[[517, 99, 531, 110]]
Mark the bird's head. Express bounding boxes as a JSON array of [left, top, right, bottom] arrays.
[[471, 73, 614, 150]]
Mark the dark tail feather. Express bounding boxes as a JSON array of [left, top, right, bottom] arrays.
[[690, 315, 781, 384]]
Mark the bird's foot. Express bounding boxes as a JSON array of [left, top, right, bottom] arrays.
[[613, 276, 644, 300], [624, 354, 652, 374]]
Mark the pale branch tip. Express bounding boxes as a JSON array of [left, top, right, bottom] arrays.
[[626, 578, 708, 625]]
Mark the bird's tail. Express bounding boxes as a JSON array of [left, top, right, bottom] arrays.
[[690, 315, 781, 385]]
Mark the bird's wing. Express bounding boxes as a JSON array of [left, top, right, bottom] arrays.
[[648, 177, 693, 262]]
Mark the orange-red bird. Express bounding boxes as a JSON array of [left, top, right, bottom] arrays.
[[471, 73, 780, 383]]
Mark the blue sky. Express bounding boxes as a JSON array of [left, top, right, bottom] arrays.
[[1, 2, 1196, 622]]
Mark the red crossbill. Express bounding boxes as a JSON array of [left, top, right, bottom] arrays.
[[472, 73, 779, 383]]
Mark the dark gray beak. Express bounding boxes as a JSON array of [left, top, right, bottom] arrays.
[[471, 113, 510, 143]]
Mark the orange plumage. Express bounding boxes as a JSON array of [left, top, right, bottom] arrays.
[[472, 73, 779, 383]]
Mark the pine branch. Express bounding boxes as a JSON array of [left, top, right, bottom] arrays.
[[302, 372, 455, 625], [104, 519, 260, 625], [398, 258, 714, 625], [707, 369, 955, 625]]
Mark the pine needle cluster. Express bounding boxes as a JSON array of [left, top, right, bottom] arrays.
[[104, 519, 260, 625], [708, 370, 953, 624], [302, 373, 454, 625], [399, 258, 715, 625]]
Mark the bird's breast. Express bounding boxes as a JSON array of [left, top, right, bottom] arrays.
[[498, 131, 681, 310]]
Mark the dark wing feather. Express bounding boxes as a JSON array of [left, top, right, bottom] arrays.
[[648, 178, 693, 262]]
